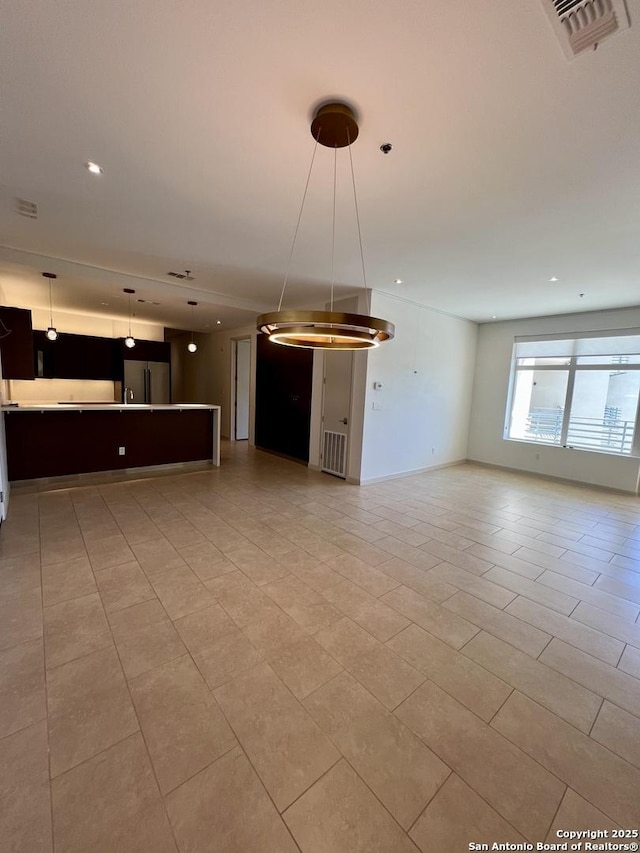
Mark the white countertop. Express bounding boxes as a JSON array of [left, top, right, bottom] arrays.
[[2, 403, 220, 412]]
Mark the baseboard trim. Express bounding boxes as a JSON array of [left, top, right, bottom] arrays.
[[466, 458, 639, 496], [349, 458, 466, 486], [9, 460, 213, 494]]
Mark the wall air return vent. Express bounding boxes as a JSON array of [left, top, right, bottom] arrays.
[[321, 430, 347, 478], [541, 0, 630, 59], [15, 198, 38, 219]]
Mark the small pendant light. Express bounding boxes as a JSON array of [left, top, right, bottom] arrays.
[[43, 272, 58, 341], [187, 300, 198, 353], [123, 288, 136, 348]]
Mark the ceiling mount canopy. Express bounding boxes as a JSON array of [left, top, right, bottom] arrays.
[[257, 100, 395, 351], [310, 102, 359, 148]]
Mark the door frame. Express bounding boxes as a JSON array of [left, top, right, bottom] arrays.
[[320, 349, 354, 479], [231, 336, 252, 441]]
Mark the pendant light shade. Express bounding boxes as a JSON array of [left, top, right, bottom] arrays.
[[123, 288, 136, 348], [187, 299, 198, 353], [257, 310, 393, 350], [257, 101, 395, 351], [43, 272, 58, 341]]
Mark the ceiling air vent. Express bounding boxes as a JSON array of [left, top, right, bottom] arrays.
[[15, 198, 38, 219], [541, 0, 630, 59], [167, 271, 194, 281]]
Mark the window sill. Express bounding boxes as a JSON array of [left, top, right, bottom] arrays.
[[503, 437, 638, 460]]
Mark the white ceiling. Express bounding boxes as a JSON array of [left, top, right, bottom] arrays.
[[1, 0, 639, 332]]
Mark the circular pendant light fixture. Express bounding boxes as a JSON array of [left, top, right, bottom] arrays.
[[42, 272, 59, 341], [256, 102, 395, 350], [123, 288, 136, 348], [187, 299, 198, 353]]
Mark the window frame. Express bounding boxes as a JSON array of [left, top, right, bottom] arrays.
[[505, 347, 640, 458]]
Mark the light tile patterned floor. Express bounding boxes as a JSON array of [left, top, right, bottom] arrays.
[[2, 443, 640, 851]]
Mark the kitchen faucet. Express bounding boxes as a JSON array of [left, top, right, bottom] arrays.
[[123, 387, 134, 404]]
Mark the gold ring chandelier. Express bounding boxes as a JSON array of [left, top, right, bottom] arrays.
[[257, 102, 395, 350]]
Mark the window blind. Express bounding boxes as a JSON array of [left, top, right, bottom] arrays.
[[514, 333, 640, 359]]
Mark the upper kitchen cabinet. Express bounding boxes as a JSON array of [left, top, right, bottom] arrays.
[[0, 307, 35, 379], [34, 332, 117, 380], [116, 338, 170, 364], [31, 333, 170, 380]]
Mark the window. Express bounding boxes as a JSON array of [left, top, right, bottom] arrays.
[[505, 333, 640, 456]]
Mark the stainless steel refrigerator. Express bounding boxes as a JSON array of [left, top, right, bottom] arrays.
[[123, 360, 170, 404]]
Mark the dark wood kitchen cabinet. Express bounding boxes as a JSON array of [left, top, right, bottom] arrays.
[[33, 332, 171, 381], [116, 338, 170, 364], [0, 307, 35, 379], [33, 331, 117, 380]]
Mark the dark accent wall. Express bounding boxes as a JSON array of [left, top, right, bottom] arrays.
[[5, 409, 213, 480], [255, 334, 313, 463]]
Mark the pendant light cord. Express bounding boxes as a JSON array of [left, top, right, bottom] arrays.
[[49, 279, 54, 327], [128, 293, 132, 337], [347, 131, 371, 315], [277, 133, 320, 312], [330, 146, 337, 314]]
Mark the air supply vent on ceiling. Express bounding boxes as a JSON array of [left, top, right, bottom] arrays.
[[167, 271, 194, 281], [541, 0, 630, 59], [15, 198, 38, 219]]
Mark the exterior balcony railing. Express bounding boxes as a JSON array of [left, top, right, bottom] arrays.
[[525, 410, 634, 454]]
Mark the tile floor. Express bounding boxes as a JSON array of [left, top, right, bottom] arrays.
[[2, 443, 640, 851]]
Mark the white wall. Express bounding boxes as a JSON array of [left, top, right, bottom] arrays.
[[30, 308, 164, 341], [170, 331, 216, 405], [8, 379, 116, 403], [358, 292, 477, 484], [468, 307, 640, 493], [176, 324, 257, 440]]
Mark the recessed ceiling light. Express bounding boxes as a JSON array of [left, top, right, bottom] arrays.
[[85, 161, 104, 175], [491, 315, 497, 319], [393, 278, 403, 284], [549, 276, 559, 282], [216, 320, 222, 325], [100, 302, 109, 306]]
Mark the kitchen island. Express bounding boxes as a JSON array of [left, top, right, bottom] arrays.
[[3, 403, 220, 481]]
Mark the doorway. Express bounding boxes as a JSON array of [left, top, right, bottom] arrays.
[[255, 334, 313, 462], [233, 338, 251, 441], [321, 350, 353, 478]]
